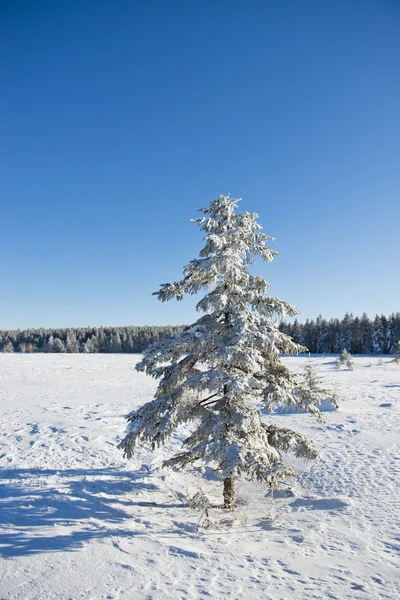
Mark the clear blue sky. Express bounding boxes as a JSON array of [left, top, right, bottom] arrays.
[[1, 0, 399, 329]]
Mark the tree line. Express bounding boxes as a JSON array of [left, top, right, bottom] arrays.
[[0, 312, 399, 355], [0, 325, 185, 354], [279, 312, 400, 355]]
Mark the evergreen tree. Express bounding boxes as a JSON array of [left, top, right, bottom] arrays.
[[66, 331, 80, 353], [290, 319, 302, 345], [302, 357, 337, 406], [360, 313, 373, 354], [350, 316, 361, 354], [317, 318, 329, 354], [309, 317, 320, 354], [331, 318, 342, 353], [391, 340, 400, 364], [82, 336, 98, 353], [119, 195, 327, 509], [1, 341, 14, 353], [372, 315, 384, 354], [388, 314, 400, 354], [110, 331, 122, 353], [380, 315, 390, 354], [338, 313, 352, 353], [43, 335, 55, 353], [300, 319, 313, 352], [53, 338, 66, 353], [394, 314, 400, 350], [336, 348, 354, 370]]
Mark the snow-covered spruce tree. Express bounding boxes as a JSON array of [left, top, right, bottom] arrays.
[[302, 357, 339, 410], [1, 341, 14, 353], [118, 195, 327, 509], [303, 357, 329, 398], [336, 348, 354, 371], [391, 341, 400, 364]]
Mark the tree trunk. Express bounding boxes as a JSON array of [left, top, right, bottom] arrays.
[[223, 477, 234, 509], [223, 311, 234, 510]]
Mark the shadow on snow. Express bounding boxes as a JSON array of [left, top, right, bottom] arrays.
[[0, 466, 163, 557], [0, 466, 351, 557]]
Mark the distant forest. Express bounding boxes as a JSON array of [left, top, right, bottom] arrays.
[[0, 313, 399, 355], [0, 326, 185, 354], [279, 313, 400, 355]]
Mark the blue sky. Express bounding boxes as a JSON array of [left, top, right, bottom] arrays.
[[1, 0, 399, 329]]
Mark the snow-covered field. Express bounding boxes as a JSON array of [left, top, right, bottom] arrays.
[[0, 354, 399, 600]]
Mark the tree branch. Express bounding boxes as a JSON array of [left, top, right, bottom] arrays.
[[202, 397, 222, 408], [231, 364, 251, 374], [199, 392, 219, 405]]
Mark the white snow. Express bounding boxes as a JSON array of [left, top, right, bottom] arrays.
[[0, 354, 399, 600]]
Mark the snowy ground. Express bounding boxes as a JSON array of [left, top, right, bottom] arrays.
[[0, 354, 399, 600]]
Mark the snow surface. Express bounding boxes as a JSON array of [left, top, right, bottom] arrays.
[[0, 354, 399, 600]]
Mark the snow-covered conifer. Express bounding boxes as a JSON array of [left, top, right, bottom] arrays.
[[372, 315, 385, 354], [44, 335, 55, 353], [83, 336, 98, 353], [360, 312, 373, 354], [118, 195, 329, 508], [391, 341, 400, 364], [53, 338, 66, 353], [338, 314, 352, 353], [336, 348, 354, 370], [66, 331, 80, 353], [317, 319, 330, 354], [1, 341, 14, 353], [302, 357, 339, 410]]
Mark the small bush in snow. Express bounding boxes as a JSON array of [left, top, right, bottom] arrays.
[[336, 349, 354, 371], [302, 358, 339, 409]]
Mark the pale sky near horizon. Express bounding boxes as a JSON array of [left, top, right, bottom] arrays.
[[1, 0, 399, 330]]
